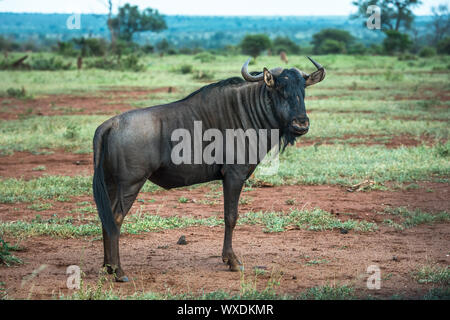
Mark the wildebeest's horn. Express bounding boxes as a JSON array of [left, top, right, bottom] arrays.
[[241, 58, 264, 82], [304, 56, 326, 87], [307, 56, 323, 70]]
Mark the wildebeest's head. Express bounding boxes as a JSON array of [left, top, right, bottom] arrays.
[[241, 57, 326, 148]]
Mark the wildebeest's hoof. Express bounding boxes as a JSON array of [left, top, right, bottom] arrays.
[[223, 256, 243, 272]]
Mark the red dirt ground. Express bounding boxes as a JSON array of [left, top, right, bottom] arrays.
[[0, 87, 177, 120], [0, 151, 449, 299]]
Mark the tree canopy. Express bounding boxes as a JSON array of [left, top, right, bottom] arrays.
[[240, 34, 272, 59], [110, 3, 167, 42], [312, 29, 354, 54]]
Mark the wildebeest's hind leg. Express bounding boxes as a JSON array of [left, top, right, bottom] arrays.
[[222, 168, 245, 272], [104, 173, 148, 282]]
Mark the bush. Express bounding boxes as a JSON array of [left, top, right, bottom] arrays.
[[348, 43, 367, 55], [178, 64, 193, 74], [192, 70, 214, 81], [56, 41, 78, 57], [80, 38, 108, 57], [30, 55, 72, 70], [141, 44, 154, 54], [436, 37, 450, 54], [419, 47, 436, 57], [317, 39, 346, 54], [6, 87, 27, 98], [312, 29, 354, 54], [120, 54, 146, 71], [85, 54, 145, 72], [383, 30, 412, 54], [194, 52, 216, 63], [398, 53, 417, 61]]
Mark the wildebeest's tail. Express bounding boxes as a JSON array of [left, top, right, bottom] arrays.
[[93, 122, 118, 237]]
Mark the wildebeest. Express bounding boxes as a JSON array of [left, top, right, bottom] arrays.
[[93, 57, 326, 282]]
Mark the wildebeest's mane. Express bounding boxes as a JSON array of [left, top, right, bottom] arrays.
[[176, 77, 246, 103]]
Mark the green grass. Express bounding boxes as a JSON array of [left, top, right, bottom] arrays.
[[239, 209, 377, 232], [0, 115, 109, 155], [413, 265, 450, 285], [0, 210, 223, 239], [255, 143, 450, 186], [0, 237, 23, 266], [381, 207, 450, 230], [0, 206, 376, 239], [422, 287, 450, 300], [0, 175, 93, 203], [0, 175, 162, 204]]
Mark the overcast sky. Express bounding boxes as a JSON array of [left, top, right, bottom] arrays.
[[0, 0, 446, 15]]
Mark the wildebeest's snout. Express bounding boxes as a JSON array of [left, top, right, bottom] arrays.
[[291, 117, 310, 135]]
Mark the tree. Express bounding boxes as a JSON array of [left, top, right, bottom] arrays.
[[110, 3, 167, 42], [429, 4, 450, 45], [240, 34, 272, 59], [351, 0, 422, 31], [312, 29, 354, 54], [383, 30, 412, 53], [437, 37, 450, 54], [272, 36, 300, 54], [318, 39, 346, 54]]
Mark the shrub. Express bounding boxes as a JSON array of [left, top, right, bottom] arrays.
[[312, 28, 354, 54], [194, 52, 216, 63], [178, 64, 193, 74], [6, 87, 27, 98], [419, 47, 436, 57], [120, 54, 146, 72], [192, 70, 214, 81], [30, 55, 72, 70], [85, 54, 145, 72], [383, 30, 412, 54], [398, 53, 417, 61], [348, 43, 367, 55], [317, 39, 346, 54], [436, 37, 450, 54]]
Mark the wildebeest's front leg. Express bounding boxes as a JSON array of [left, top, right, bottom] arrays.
[[222, 167, 246, 271]]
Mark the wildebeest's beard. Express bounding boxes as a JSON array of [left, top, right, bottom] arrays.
[[280, 127, 298, 152]]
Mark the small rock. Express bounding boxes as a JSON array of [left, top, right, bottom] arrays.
[[392, 256, 399, 262], [340, 228, 349, 234], [177, 235, 187, 245], [292, 275, 297, 280], [253, 266, 268, 270]]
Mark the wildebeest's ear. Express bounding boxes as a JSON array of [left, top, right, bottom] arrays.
[[263, 67, 275, 88], [305, 68, 326, 87]]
